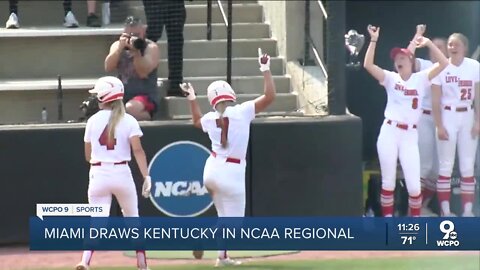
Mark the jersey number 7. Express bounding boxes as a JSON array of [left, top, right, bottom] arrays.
[[99, 125, 116, 150], [216, 117, 230, 146]]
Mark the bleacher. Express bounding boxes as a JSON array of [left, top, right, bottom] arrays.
[[0, 0, 297, 124]]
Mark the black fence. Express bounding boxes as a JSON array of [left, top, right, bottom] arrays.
[[0, 115, 363, 245]]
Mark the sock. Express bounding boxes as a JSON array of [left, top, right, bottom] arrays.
[[437, 175, 451, 215], [81, 250, 94, 266], [421, 178, 436, 204], [381, 189, 395, 217], [136, 250, 147, 269], [408, 194, 422, 217], [461, 177, 476, 214], [218, 250, 227, 259]]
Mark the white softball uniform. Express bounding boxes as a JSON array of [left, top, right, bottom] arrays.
[[201, 101, 255, 217], [84, 110, 143, 217], [432, 58, 480, 178], [416, 58, 439, 189], [377, 69, 430, 196]]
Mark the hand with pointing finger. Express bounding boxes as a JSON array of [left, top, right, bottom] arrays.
[[258, 48, 270, 72], [179, 82, 196, 101]]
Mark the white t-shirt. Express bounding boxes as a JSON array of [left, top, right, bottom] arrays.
[[417, 58, 434, 110], [200, 101, 255, 160], [84, 110, 143, 163], [432, 58, 480, 107], [381, 69, 431, 125]]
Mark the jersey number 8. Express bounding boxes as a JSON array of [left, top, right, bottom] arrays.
[[411, 97, 418, 110], [99, 125, 116, 150]]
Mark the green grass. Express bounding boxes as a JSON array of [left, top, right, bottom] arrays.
[[123, 250, 298, 259], [40, 255, 479, 270]]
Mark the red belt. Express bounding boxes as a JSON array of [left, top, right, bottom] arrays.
[[423, 109, 431, 115], [386, 120, 416, 130], [444, 105, 471, 112], [91, 161, 127, 166], [211, 151, 241, 164]]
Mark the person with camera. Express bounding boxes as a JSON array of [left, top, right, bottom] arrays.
[[105, 16, 160, 121]]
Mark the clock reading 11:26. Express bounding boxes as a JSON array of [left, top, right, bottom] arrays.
[[397, 224, 420, 231]]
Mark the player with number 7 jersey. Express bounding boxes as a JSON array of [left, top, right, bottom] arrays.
[[180, 48, 275, 267], [78, 76, 151, 270], [363, 24, 449, 217]]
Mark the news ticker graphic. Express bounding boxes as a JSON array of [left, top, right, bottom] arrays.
[[30, 217, 480, 251], [36, 204, 109, 220]]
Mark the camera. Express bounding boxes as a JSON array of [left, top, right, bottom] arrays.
[[127, 33, 147, 56]]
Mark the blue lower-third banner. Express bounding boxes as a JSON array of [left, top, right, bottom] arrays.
[[29, 217, 480, 250]]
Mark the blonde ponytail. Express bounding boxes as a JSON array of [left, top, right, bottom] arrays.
[[216, 102, 228, 148], [107, 100, 126, 144]]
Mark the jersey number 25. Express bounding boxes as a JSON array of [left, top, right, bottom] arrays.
[[99, 125, 116, 150]]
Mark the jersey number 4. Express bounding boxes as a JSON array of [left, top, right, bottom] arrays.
[[461, 88, 472, 100], [216, 117, 230, 146], [99, 125, 116, 150]]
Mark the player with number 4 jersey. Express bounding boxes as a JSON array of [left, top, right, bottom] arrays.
[[77, 76, 152, 270], [180, 48, 276, 267], [363, 24, 448, 217], [431, 33, 480, 217]]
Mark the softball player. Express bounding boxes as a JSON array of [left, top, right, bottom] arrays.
[[431, 33, 480, 217], [180, 48, 275, 267], [76, 76, 152, 270], [363, 25, 448, 217], [407, 25, 449, 216]]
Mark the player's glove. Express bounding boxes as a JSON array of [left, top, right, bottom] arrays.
[[179, 82, 196, 100], [258, 48, 270, 72], [79, 95, 100, 121], [142, 176, 152, 198]]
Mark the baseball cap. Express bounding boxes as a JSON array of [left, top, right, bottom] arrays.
[[390, 47, 413, 60]]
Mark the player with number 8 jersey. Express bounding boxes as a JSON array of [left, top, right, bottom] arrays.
[[77, 76, 151, 270], [180, 48, 275, 267], [363, 24, 449, 217], [431, 33, 480, 217]]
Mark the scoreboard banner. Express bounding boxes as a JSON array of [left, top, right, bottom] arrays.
[[30, 217, 480, 251]]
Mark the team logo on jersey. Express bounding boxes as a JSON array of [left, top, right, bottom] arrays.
[[148, 141, 213, 217]]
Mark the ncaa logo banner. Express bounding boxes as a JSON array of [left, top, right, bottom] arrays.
[[148, 141, 213, 217]]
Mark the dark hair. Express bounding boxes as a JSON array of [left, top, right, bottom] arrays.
[[124, 16, 142, 27]]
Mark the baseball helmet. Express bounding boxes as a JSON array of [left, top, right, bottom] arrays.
[[207, 80, 236, 108], [89, 76, 125, 104]]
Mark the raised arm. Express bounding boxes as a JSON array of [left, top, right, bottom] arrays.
[[132, 41, 160, 79], [363, 25, 385, 83], [415, 36, 449, 80], [180, 83, 203, 129], [105, 37, 127, 72], [254, 48, 276, 114], [407, 24, 426, 71]]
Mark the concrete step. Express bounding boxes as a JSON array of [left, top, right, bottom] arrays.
[[0, 75, 291, 124], [159, 57, 284, 77], [0, 0, 128, 27], [164, 93, 297, 119], [0, 35, 277, 79], [128, 3, 263, 25]]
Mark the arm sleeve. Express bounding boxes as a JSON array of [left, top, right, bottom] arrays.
[[200, 115, 210, 133], [129, 118, 143, 138], [239, 100, 256, 122], [83, 120, 92, 143]]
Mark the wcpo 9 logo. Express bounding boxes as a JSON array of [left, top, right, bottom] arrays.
[[437, 220, 459, 247]]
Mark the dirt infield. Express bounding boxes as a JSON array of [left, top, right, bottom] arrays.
[[0, 247, 477, 270]]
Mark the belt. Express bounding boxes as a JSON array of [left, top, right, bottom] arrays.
[[444, 105, 472, 112], [422, 109, 431, 115], [211, 151, 241, 164], [386, 120, 416, 130], [91, 161, 128, 166]]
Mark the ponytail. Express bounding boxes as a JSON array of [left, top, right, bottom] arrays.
[[107, 100, 126, 144], [216, 102, 228, 148]]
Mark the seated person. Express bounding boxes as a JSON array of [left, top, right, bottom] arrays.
[[105, 16, 160, 120]]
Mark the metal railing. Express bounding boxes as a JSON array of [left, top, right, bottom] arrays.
[[304, 0, 328, 78], [207, 0, 233, 84]]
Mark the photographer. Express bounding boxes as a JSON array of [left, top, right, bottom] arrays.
[[105, 16, 160, 121]]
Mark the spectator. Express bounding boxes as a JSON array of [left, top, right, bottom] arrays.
[[105, 16, 160, 121], [5, 0, 101, 29], [142, 0, 187, 96]]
